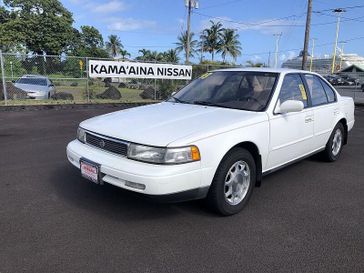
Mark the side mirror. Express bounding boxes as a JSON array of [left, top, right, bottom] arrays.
[[275, 100, 304, 114]]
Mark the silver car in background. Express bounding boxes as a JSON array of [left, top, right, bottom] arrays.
[[14, 75, 55, 99]]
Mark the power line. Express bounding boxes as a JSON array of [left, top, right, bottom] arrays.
[[314, 4, 364, 13], [194, 4, 364, 29], [314, 11, 364, 23], [238, 35, 364, 57], [194, 10, 364, 29], [193, 11, 305, 28]]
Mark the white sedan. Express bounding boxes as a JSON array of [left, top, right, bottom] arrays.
[[14, 75, 56, 99], [66, 68, 355, 215]]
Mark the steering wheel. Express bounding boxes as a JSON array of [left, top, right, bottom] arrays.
[[239, 96, 260, 103], [238, 96, 264, 109]]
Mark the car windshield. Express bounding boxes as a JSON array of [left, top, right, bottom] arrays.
[[16, 78, 47, 86], [169, 71, 278, 111]]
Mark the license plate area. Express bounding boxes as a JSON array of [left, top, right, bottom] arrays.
[[80, 158, 102, 184]]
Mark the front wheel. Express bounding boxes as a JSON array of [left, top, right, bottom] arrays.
[[207, 148, 256, 216], [321, 123, 345, 162]]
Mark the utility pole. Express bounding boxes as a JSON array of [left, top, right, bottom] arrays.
[[0, 50, 7, 105], [309, 38, 315, 72], [273, 33, 282, 68], [185, 0, 199, 64], [301, 0, 312, 70], [267, 51, 271, 67], [331, 8, 345, 74], [339, 41, 346, 70]]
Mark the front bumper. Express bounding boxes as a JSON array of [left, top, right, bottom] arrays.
[[66, 140, 208, 199], [27, 93, 48, 100]]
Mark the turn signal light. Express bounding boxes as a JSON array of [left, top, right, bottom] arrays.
[[191, 146, 201, 161]]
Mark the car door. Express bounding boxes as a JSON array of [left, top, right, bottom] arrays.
[[303, 74, 337, 150], [266, 73, 314, 170]]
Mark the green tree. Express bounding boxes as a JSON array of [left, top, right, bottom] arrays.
[[3, 55, 26, 79], [106, 35, 123, 58], [119, 49, 131, 60], [217, 29, 242, 62], [0, 6, 20, 51], [246, 60, 265, 67], [1, 0, 74, 55], [136, 49, 152, 61], [148, 51, 164, 62], [80, 26, 104, 49], [163, 49, 180, 64], [63, 57, 84, 78], [175, 31, 197, 63], [201, 20, 224, 61], [136, 49, 164, 62], [71, 26, 109, 58]]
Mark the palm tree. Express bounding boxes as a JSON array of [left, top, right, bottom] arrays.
[[119, 49, 131, 60], [201, 20, 224, 61], [106, 35, 123, 58], [175, 31, 197, 63], [217, 29, 242, 62], [246, 60, 265, 67], [136, 49, 151, 61], [148, 51, 164, 62], [163, 49, 180, 64]]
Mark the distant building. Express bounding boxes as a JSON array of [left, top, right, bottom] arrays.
[[282, 51, 364, 74]]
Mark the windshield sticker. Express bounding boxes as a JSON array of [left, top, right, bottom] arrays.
[[200, 72, 212, 79], [299, 84, 307, 100]]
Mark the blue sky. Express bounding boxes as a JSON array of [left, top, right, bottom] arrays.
[[61, 0, 364, 64]]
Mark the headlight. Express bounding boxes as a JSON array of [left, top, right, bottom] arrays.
[[127, 143, 200, 164], [77, 127, 86, 143]]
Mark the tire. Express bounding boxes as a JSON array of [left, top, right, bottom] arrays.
[[321, 122, 345, 162], [207, 148, 256, 216], [48, 92, 50, 99]]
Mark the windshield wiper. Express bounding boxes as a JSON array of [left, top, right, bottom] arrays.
[[193, 100, 241, 110], [170, 96, 190, 104], [193, 100, 222, 107]]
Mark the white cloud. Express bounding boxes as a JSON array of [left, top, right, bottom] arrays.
[[90, 0, 127, 13], [199, 17, 303, 35], [280, 50, 297, 62], [107, 18, 157, 31], [253, 55, 262, 61]]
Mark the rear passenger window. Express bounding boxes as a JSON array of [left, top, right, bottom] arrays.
[[279, 74, 308, 108], [304, 74, 328, 106], [319, 78, 336, 103]]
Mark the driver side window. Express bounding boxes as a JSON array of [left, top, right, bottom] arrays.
[[279, 74, 308, 108]]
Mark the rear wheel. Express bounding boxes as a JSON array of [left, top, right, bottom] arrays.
[[321, 123, 345, 162], [207, 148, 256, 216]]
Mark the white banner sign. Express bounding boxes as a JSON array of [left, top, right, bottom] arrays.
[[89, 60, 192, 80]]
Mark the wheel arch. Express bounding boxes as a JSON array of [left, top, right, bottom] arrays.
[[225, 141, 262, 187], [337, 118, 348, 145]]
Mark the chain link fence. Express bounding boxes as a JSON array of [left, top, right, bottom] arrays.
[[0, 51, 363, 105], [0, 51, 240, 106]]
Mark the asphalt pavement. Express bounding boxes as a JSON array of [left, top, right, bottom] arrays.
[[0, 105, 363, 273]]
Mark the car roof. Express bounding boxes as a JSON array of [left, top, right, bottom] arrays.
[[212, 67, 319, 75], [20, 74, 48, 79]]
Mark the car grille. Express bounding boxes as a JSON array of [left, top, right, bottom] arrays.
[[85, 132, 128, 156]]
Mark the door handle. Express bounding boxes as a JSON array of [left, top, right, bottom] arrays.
[[305, 116, 314, 123], [334, 108, 340, 115]]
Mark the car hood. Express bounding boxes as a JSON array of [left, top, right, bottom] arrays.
[[80, 102, 268, 147], [14, 83, 47, 93]]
